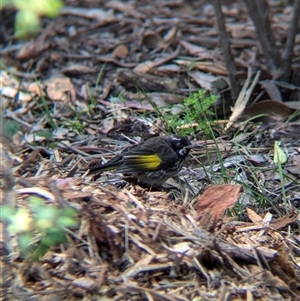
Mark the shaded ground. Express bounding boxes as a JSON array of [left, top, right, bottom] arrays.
[[1, 0, 300, 300]]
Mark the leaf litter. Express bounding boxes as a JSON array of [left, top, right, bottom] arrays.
[[1, 0, 300, 300]]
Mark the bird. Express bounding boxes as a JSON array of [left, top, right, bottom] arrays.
[[87, 135, 202, 186]]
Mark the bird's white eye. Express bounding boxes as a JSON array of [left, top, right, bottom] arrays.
[[176, 142, 182, 147]]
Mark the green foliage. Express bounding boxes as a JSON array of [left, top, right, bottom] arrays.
[[166, 90, 217, 136], [274, 141, 288, 213], [40, 92, 57, 129], [4, 120, 20, 137], [86, 83, 97, 114], [1, 196, 78, 260], [35, 130, 54, 139], [68, 119, 85, 132], [95, 63, 107, 87], [2, 0, 63, 38]]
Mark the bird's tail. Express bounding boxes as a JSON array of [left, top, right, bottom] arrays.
[[87, 158, 122, 175]]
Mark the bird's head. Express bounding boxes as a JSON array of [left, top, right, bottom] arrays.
[[168, 135, 202, 159]]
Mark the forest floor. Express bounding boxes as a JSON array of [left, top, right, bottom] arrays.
[[1, 0, 300, 300]]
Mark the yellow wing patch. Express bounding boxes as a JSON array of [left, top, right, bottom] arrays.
[[125, 154, 162, 170]]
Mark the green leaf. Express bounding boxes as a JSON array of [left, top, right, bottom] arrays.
[[4, 120, 20, 137], [57, 215, 78, 228], [187, 61, 196, 71], [0, 205, 16, 221], [19, 233, 32, 251], [274, 141, 287, 164], [13, 0, 63, 16], [43, 229, 66, 246], [29, 196, 43, 208], [41, 0, 63, 17], [7, 208, 33, 233], [35, 131, 53, 139], [15, 9, 40, 38]]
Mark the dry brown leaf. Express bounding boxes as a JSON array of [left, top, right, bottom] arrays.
[[134, 47, 180, 73], [259, 80, 282, 102], [62, 64, 97, 75], [175, 59, 227, 75], [246, 207, 263, 224], [61, 7, 117, 22], [179, 40, 209, 56], [26, 82, 45, 96], [116, 69, 178, 92], [17, 39, 49, 61], [112, 44, 129, 58], [133, 60, 158, 73], [283, 101, 300, 109], [189, 70, 227, 92], [226, 69, 261, 129], [44, 73, 76, 102], [163, 27, 177, 43], [270, 210, 298, 230], [245, 154, 267, 164], [196, 184, 243, 230], [142, 31, 166, 49], [156, 64, 181, 72], [226, 23, 255, 39], [238, 99, 296, 123], [96, 55, 136, 68]]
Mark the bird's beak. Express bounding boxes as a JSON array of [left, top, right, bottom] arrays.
[[185, 143, 204, 150]]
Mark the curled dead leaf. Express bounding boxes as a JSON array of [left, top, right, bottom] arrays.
[[134, 46, 180, 73], [44, 73, 76, 102], [26, 82, 45, 97], [246, 207, 263, 224], [189, 70, 227, 92], [259, 80, 282, 102], [17, 39, 49, 61], [196, 184, 243, 230], [112, 44, 129, 58], [142, 31, 166, 49], [238, 99, 297, 124], [133, 60, 157, 73], [180, 40, 208, 56]]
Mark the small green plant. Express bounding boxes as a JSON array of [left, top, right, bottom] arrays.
[[86, 83, 97, 114], [1, 196, 78, 260], [40, 92, 57, 130], [35, 130, 54, 139], [95, 63, 106, 87], [68, 118, 85, 132], [274, 141, 289, 213], [166, 90, 217, 136]]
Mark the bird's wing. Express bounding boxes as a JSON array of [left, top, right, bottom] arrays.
[[117, 146, 161, 173]]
